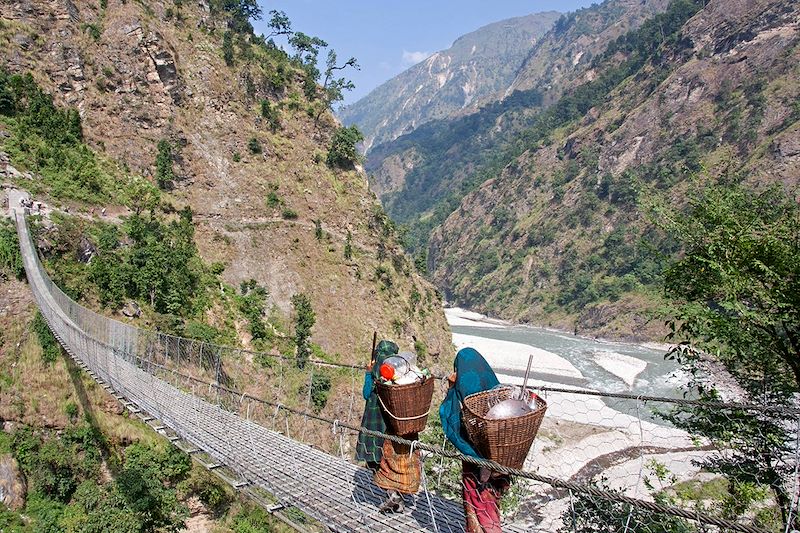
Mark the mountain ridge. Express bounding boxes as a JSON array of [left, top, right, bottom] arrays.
[[337, 11, 561, 153]]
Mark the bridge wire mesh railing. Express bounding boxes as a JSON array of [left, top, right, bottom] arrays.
[[15, 211, 800, 533]]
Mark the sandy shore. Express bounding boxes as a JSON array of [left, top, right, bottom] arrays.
[[591, 350, 648, 387], [445, 307, 506, 328], [452, 332, 584, 380]]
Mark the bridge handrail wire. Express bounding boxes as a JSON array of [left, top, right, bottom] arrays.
[[17, 211, 799, 416], [12, 209, 786, 533], [128, 356, 773, 533]]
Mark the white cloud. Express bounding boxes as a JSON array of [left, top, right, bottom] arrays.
[[401, 50, 431, 66]]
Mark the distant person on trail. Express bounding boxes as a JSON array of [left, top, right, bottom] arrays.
[[440, 347, 511, 533]]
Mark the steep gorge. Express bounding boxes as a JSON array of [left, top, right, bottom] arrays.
[[363, 0, 800, 340]]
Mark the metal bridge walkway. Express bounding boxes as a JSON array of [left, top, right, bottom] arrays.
[[9, 198, 526, 533]]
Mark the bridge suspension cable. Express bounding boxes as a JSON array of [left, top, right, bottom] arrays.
[[10, 200, 797, 533]]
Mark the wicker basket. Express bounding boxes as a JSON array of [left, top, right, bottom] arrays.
[[376, 376, 435, 435], [462, 387, 547, 470]]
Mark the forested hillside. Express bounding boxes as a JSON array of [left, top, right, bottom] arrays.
[[366, 0, 800, 339], [0, 0, 454, 528]]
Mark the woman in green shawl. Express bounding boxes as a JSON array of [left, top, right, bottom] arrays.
[[356, 339, 398, 469]]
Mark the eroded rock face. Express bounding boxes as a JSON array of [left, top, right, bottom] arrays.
[[76, 235, 96, 263], [0, 0, 455, 363], [140, 30, 182, 105], [0, 455, 26, 511], [122, 300, 142, 318]]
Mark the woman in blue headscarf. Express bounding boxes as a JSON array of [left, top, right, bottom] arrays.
[[440, 347, 510, 533]]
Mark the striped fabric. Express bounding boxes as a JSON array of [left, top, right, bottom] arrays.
[[373, 436, 421, 494]]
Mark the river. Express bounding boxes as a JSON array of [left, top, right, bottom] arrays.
[[446, 308, 685, 399]]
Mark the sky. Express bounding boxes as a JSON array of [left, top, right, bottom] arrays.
[[253, 1, 598, 107]]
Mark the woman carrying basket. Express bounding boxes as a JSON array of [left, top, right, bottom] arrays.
[[357, 340, 422, 513], [356, 339, 399, 470], [440, 347, 511, 533]]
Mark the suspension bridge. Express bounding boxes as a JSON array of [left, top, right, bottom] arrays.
[[7, 188, 798, 533]]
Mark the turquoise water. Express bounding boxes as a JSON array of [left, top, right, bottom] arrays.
[[450, 323, 685, 399]]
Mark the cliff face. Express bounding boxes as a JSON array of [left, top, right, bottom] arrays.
[[427, 0, 800, 339], [337, 12, 560, 153], [0, 0, 453, 361], [507, 0, 671, 96]]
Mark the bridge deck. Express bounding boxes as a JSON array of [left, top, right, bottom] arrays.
[[10, 197, 527, 533]]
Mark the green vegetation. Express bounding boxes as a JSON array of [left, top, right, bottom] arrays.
[[3, 424, 203, 532], [561, 474, 692, 532], [653, 183, 799, 531], [210, 0, 261, 34], [327, 125, 363, 168], [178, 468, 233, 516], [0, 218, 24, 280], [260, 99, 280, 131], [154, 139, 175, 189], [238, 278, 269, 341], [0, 71, 124, 203], [31, 310, 60, 364], [229, 503, 278, 532], [280, 207, 297, 219], [314, 50, 358, 123], [222, 30, 235, 66], [247, 136, 262, 154], [343, 230, 353, 260], [31, 207, 218, 338], [89, 207, 210, 317], [290, 293, 314, 368], [310, 371, 331, 411]]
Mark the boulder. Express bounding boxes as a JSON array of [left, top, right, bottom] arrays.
[[76, 236, 96, 263], [0, 454, 26, 511], [122, 301, 142, 318]]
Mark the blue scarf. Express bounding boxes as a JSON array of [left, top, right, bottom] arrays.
[[439, 347, 500, 457]]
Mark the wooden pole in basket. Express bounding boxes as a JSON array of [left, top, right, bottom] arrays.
[[522, 354, 534, 393], [370, 331, 377, 363]]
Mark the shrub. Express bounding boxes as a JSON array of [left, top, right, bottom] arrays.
[[222, 30, 234, 66], [326, 125, 363, 168], [281, 208, 297, 220], [0, 219, 23, 281], [310, 371, 331, 411], [259, 99, 280, 131], [291, 293, 315, 369], [32, 311, 60, 363], [247, 137, 262, 154], [64, 402, 79, 422], [155, 139, 174, 189], [343, 230, 353, 260], [265, 191, 282, 208], [178, 468, 232, 515]]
